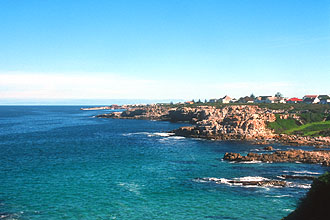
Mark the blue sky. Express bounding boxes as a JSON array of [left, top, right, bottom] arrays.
[[0, 0, 329, 103]]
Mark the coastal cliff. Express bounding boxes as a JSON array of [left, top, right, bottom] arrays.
[[171, 105, 276, 140], [96, 104, 330, 146]]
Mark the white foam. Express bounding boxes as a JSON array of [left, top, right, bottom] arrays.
[[228, 160, 263, 164], [118, 182, 141, 195], [266, 195, 292, 198], [147, 132, 175, 137], [167, 136, 185, 140], [196, 176, 279, 188], [288, 183, 311, 189], [277, 175, 286, 179], [283, 170, 321, 175], [122, 132, 151, 136], [233, 176, 270, 181]]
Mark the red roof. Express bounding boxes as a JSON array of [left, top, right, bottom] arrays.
[[287, 98, 303, 102], [304, 95, 317, 98]]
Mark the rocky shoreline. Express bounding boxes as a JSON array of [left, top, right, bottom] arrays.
[[223, 149, 330, 166], [96, 105, 330, 147]]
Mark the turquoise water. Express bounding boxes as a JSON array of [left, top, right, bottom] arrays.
[[0, 106, 329, 220]]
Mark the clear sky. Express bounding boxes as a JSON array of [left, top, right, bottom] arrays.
[[0, 0, 329, 104]]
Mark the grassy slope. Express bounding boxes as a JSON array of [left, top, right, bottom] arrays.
[[268, 116, 300, 134], [284, 121, 330, 136]]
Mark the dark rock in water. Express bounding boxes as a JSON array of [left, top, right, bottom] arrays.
[[280, 175, 316, 181], [196, 177, 287, 187], [283, 172, 330, 220], [223, 150, 330, 166], [264, 146, 273, 151]]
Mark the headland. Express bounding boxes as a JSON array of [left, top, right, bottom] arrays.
[[94, 103, 330, 167]]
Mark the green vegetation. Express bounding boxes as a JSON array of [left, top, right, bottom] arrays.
[[284, 121, 330, 136], [268, 115, 300, 133], [283, 172, 330, 220], [159, 102, 330, 137], [299, 112, 325, 123], [268, 117, 330, 137]]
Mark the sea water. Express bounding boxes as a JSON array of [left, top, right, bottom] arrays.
[[0, 106, 329, 220]]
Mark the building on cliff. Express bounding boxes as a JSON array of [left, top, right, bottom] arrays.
[[218, 95, 232, 104], [303, 95, 320, 104], [286, 97, 303, 103]]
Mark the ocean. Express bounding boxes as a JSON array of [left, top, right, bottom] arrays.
[[0, 106, 328, 220]]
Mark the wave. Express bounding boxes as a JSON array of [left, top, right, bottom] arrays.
[[167, 136, 185, 140], [122, 132, 151, 136], [118, 182, 141, 195], [233, 176, 269, 181], [265, 195, 292, 198], [230, 160, 263, 164], [148, 132, 175, 137], [283, 170, 321, 175], [122, 132, 176, 138], [194, 176, 277, 188], [288, 183, 311, 189]]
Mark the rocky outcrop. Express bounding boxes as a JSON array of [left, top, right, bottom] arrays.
[[274, 134, 330, 147], [172, 105, 276, 140], [95, 104, 330, 146], [223, 150, 330, 166], [283, 172, 330, 220], [97, 106, 172, 120]]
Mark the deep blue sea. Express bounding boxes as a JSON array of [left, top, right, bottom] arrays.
[[1, 106, 329, 220]]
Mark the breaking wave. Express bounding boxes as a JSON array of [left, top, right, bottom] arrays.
[[283, 170, 321, 175]]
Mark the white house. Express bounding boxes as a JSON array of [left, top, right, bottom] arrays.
[[219, 95, 232, 104], [303, 95, 320, 104]]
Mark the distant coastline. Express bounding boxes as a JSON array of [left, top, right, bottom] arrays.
[[91, 103, 330, 166]]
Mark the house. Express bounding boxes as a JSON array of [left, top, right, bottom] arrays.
[[237, 96, 254, 103], [286, 98, 303, 104], [254, 96, 272, 103], [274, 97, 286, 103], [303, 95, 318, 100], [209, 99, 218, 103], [319, 95, 330, 104], [303, 95, 320, 104], [219, 95, 232, 104], [230, 98, 238, 103], [254, 96, 285, 103]]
